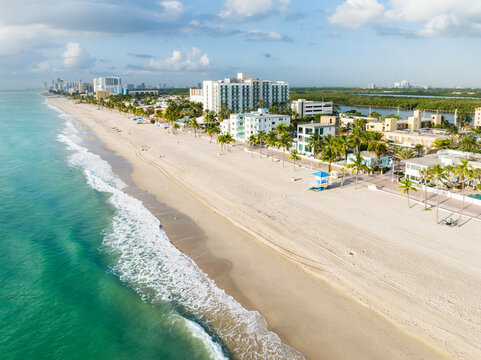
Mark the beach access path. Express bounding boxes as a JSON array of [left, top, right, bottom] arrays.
[[51, 97, 481, 360]]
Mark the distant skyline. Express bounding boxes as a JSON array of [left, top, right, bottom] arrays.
[[1, 0, 481, 89]]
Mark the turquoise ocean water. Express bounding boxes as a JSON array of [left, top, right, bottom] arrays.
[[0, 92, 302, 360]]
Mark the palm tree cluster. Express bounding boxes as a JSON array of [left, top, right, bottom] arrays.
[[216, 134, 235, 153], [399, 160, 481, 225]]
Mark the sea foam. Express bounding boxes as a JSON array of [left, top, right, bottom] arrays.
[[51, 101, 304, 360]]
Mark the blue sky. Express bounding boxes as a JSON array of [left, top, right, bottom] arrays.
[[1, 0, 481, 89]]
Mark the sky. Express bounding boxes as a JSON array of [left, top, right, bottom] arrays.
[[1, 0, 481, 89]]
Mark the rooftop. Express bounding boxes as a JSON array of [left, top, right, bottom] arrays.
[[384, 130, 451, 138], [405, 155, 441, 167], [298, 122, 336, 128]]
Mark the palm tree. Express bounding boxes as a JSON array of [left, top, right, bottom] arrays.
[[368, 139, 389, 174], [216, 134, 226, 154], [172, 123, 180, 134], [458, 135, 479, 153], [205, 124, 220, 143], [454, 159, 473, 226], [190, 118, 200, 137], [339, 167, 347, 189], [320, 145, 337, 173], [204, 110, 217, 124], [414, 144, 424, 157], [333, 135, 349, 161], [276, 133, 293, 166], [266, 131, 278, 161], [394, 148, 415, 161], [307, 133, 324, 157], [347, 152, 369, 189], [398, 178, 418, 207], [224, 133, 235, 152], [429, 165, 448, 223], [274, 123, 289, 137], [418, 168, 431, 211], [247, 134, 258, 157], [348, 127, 363, 153], [288, 151, 301, 171], [257, 130, 266, 157], [431, 138, 454, 151]]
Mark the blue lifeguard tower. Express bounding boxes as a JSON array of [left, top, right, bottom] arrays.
[[309, 171, 331, 191]]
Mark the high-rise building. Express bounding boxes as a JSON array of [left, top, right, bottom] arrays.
[[199, 73, 289, 113], [50, 78, 65, 91], [93, 77, 122, 95], [78, 82, 93, 93], [475, 107, 481, 128]]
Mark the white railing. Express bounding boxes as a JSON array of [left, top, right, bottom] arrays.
[[421, 185, 481, 206]]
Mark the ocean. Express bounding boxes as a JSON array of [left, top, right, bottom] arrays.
[[0, 92, 302, 360]]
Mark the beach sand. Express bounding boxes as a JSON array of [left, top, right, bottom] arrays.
[[51, 97, 481, 360]]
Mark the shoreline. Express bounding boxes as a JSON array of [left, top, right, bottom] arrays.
[[50, 96, 481, 359]]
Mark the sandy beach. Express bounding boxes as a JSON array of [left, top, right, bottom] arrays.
[[50, 97, 481, 360]]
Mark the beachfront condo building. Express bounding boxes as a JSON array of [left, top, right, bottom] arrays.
[[198, 73, 289, 114], [475, 107, 481, 128], [93, 77, 122, 95], [220, 109, 290, 141], [291, 99, 333, 118], [296, 122, 337, 155]]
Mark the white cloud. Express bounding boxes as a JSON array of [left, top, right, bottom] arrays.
[[220, 0, 290, 19], [328, 0, 384, 29], [243, 30, 289, 41], [147, 47, 210, 71], [31, 61, 50, 73], [0, 23, 63, 55], [199, 53, 210, 67], [62, 42, 95, 69], [329, 0, 481, 37], [156, 1, 184, 20]]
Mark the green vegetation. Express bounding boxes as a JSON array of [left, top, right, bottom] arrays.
[[290, 88, 481, 114], [398, 178, 418, 207]]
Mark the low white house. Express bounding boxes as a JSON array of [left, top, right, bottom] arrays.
[[296, 122, 336, 155], [220, 109, 290, 141], [405, 150, 481, 182]]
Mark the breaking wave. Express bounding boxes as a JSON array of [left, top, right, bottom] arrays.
[[50, 100, 304, 360]]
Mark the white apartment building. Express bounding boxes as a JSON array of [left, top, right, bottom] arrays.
[[220, 109, 290, 141], [202, 73, 289, 113], [475, 107, 481, 128], [189, 88, 204, 104], [405, 150, 481, 182], [296, 122, 336, 155], [93, 77, 122, 95], [291, 99, 333, 118]]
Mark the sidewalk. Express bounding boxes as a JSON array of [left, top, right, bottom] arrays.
[[244, 144, 481, 223]]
